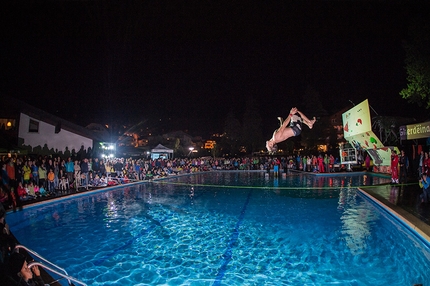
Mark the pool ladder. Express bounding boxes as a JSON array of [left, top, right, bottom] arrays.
[[14, 245, 87, 286]]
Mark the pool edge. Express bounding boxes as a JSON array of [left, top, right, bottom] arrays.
[[358, 186, 430, 245]]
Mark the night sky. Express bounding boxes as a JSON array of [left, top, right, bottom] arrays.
[[1, 1, 430, 138]]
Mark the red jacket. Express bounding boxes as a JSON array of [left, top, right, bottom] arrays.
[[17, 185, 27, 197]]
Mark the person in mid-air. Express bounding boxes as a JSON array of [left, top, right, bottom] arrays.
[[266, 107, 316, 153]]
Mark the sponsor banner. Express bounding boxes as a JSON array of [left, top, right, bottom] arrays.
[[400, 121, 430, 140]]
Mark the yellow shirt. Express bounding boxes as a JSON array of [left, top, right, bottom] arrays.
[[23, 165, 31, 180]]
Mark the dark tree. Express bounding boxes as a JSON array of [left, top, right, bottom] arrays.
[[400, 15, 430, 108], [221, 109, 242, 156], [300, 86, 328, 152], [301, 85, 328, 117], [241, 98, 263, 153]]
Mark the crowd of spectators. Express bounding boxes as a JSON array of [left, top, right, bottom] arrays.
[[0, 152, 345, 211]]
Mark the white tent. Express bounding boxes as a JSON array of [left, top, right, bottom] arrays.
[[151, 144, 174, 159]]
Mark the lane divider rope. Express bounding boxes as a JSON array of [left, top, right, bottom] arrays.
[[152, 181, 417, 190]]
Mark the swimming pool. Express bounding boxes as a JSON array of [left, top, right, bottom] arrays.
[[7, 172, 430, 285]]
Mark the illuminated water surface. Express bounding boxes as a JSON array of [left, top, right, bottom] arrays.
[[8, 172, 430, 285]]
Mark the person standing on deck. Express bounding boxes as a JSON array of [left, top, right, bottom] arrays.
[[324, 154, 329, 173], [329, 154, 335, 172], [418, 150, 424, 178], [47, 169, 55, 194], [391, 149, 399, 184], [419, 173, 430, 203], [30, 161, 38, 187], [399, 150, 409, 184], [65, 157, 74, 185], [317, 154, 325, 173], [22, 160, 31, 185], [80, 158, 89, 189], [296, 153, 302, 170], [273, 158, 280, 176], [92, 158, 101, 177], [74, 160, 81, 189], [365, 153, 371, 171], [37, 161, 47, 190]]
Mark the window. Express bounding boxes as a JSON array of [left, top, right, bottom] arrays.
[[29, 119, 39, 133]]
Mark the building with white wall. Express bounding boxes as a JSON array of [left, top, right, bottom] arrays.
[[0, 97, 96, 156], [17, 113, 93, 154]]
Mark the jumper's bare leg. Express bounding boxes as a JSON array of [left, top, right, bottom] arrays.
[[297, 110, 316, 129]]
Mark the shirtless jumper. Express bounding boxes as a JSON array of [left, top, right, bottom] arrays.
[[266, 107, 316, 153]]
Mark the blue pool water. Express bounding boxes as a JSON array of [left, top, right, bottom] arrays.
[[7, 172, 430, 285]]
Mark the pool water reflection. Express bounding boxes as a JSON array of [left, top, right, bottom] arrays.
[[7, 172, 430, 285]]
